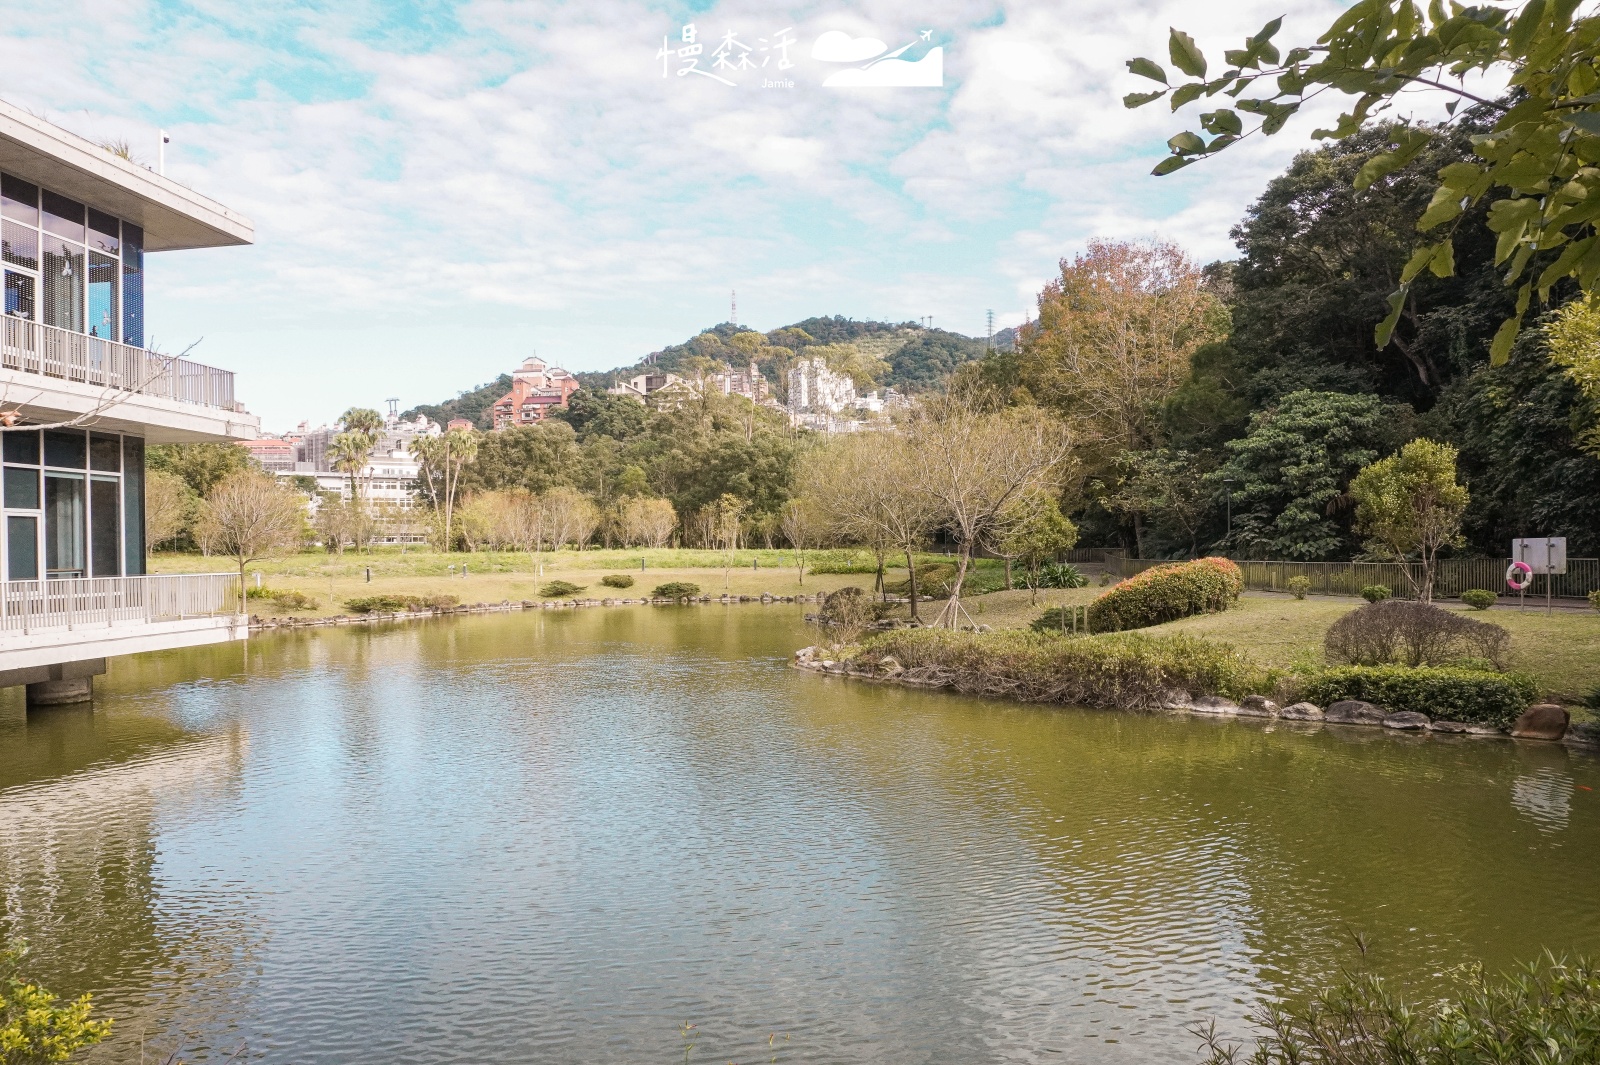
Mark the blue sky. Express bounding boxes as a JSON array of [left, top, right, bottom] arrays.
[[2, 0, 1402, 429]]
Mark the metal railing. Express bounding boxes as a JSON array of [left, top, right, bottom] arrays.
[[1109, 555, 1600, 600], [0, 573, 243, 638], [1, 316, 235, 410]]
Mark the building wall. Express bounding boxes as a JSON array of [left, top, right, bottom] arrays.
[[1, 428, 145, 580]]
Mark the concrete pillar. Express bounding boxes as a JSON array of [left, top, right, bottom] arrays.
[[25, 676, 94, 706]]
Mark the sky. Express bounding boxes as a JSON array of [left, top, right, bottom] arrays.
[[0, 0, 1449, 429]]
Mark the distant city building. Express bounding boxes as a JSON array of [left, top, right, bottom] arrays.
[[707, 362, 770, 403], [787, 356, 857, 414], [492, 355, 579, 429], [446, 418, 475, 432], [240, 438, 295, 472], [608, 371, 699, 410]]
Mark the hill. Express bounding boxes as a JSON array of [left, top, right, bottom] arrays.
[[405, 316, 998, 427]]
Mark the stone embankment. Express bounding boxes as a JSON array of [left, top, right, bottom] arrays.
[[251, 593, 827, 631], [792, 646, 1600, 750]]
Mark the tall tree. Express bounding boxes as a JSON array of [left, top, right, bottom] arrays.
[[411, 428, 479, 551], [195, 471, 306, 599], [1351, 438, 1470, 601], [1018, 239, 1225, 459]]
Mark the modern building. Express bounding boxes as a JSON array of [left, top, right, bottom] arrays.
[[786, 356, 857, 414], [0, 99, 258, 705], [707, 362, 770, 403], [491, 355, 578, 429], [240, 437, 295, 472]]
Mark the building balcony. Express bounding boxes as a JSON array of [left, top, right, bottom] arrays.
[[0, 572, 246, 678], [1, 316, 257, 442]]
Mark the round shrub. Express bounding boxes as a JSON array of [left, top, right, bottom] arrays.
[[1460, 588, 1497, 611], [1590, 590, 1600, 612], [1360, 584, 1391, 603], [1302, 665, 1535, 728], [539, 580, 586, 598], [1286, 575, 1312, 600], [1325, 599, 1510, 669], [270, 589, 320, 611], [600, 574, 635, 589], [652, 581, 701, 599], [1085, 557, 1244, 633]]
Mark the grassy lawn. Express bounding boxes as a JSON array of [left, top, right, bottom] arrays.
[[976, 589, 1600, 708], [149, 547, 995, 618]]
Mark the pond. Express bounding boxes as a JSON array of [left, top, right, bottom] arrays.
[[1, 605, 1598, 1064]]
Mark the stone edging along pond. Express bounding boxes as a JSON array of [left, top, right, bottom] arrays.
[[791, 646, 1600, 752], [249, 592, 829, 631]]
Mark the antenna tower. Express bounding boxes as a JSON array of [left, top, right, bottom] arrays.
[[386, 397, 399, 420], [731, 289, 737, 327], [986, 309, 995, 349]]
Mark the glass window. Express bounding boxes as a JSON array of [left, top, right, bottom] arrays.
[[0, 174, 39, 225], [7, 515, 37, 580], [44, 473, 85, 577], [4, 430, 39, 464], [87, 209, 119, 256], [2, 219, 37, 271], [41, 236, 85, 333], [90, 477, 120, 577], [123, 437, 144, 575], [122, 224, 143, 349], [89, 433, 120, 472], [3, 270, 33, 321], [43, 430, 86, 469], [40, 191, 85, 242], [4, 466, 39, 509], [88, 252, 118, 340]]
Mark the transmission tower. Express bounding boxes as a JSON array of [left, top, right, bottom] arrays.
[[386, 397, 399, 420], [986, 309, 995, 350], [731, 289, 737, 327]]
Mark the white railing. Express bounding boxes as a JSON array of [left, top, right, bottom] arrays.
[[0, 316, 236, 411], [0, 573, 243, 638]]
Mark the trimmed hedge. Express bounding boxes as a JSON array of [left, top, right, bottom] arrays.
[[538, 580, 586, 598], [852, 628, 1272, 710], [652, 581, 701, 599], [1460, 588, 1497, 610], [344, 593, 458, 614], [1086, 557, 1244, 633], [1302, 665, 1536, 728], [600, 574, 635, 588]]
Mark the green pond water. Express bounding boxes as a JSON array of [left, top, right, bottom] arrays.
[[0, 605, 1597, 1064]]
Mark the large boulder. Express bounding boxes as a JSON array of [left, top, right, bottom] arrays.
[[1190, 695, 1240, 715], [1383, 711, 1431, 731], [1279, 702, 1324, 721], [1564, 722, 1600, 748], [1161, 689, 1196, 711], [1239, 695, 1280, 717], [1510, 704, 1569, 741], [1325, 700, 1386, 726]]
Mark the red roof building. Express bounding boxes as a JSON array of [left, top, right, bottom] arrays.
[[492, 356, 579, 429]]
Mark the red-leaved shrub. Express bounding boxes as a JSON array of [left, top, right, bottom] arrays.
[[1087, 557, 1244, 633]]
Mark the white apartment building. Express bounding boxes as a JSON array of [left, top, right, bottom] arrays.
[[0, 99, 258, 705], [786, 356, 857, 414]]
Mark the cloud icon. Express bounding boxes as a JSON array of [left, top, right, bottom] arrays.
[[812, 30, 887, 63], [823, 47, 943, 87]]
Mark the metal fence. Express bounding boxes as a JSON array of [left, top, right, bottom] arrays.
[[1108, 554, 1600, 600], [0, 573, 243, 637], [1, 316, 236, 410]]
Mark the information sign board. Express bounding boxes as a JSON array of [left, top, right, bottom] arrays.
[[1511, 537, 1568, 575]]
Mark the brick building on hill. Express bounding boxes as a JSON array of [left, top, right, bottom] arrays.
[[492, 356, 579, 429]]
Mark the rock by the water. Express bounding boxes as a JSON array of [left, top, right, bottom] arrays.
[[1161, 689, 1195, 711], [795, 646, 819, 663], [1279, 702, 1324, 721], [1239, 695, 1279, 717], [1190, 695, 1240, 715], [878, 656, 905, 678], [1325, 700, 1385, 725], [1563, 722, 1600, 748], [1510, 704, 1569, 741], [1429, 719, 1473, 733], [1382, 711, 1430, 730]]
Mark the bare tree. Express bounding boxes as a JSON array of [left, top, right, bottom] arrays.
[[541, 486, 600, 550], [712, 493, 744, 591], [620, 497, 677, 548], [779, 499, 819, 587], [195, 471, 306, 605], [908, 393, 1074, 627]]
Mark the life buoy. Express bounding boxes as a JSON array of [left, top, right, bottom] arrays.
[[1506, 560, 1534, 591]]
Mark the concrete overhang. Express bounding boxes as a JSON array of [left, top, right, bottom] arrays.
[[0, 372, 262, 442], [0, 615, 246, 675], [0, 98, 253, 252]]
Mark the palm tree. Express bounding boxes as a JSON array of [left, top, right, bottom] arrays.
[[409, 428, 478, 551], [338, 407, 385, 501]]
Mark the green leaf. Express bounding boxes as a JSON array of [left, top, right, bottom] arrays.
[[1171, 83, 1205, 108], [1151, 155, 1194, 176], [1428, 240, 1455, 278], [1200, 108, 1243, 135], [1124, 90, 1168, 108], [1127, 57, 1168, 83], [1400, 245, 1436, 283], [1284, 47, 1313, 63], [1224, 48, 1253, 68], [1169, 28, 1208, 77], [1559, 111, 1600, 135], [1508, 0, 1547, 53], [1375, 284, 1408, 347], [1252, 16, 1284, 43], [1167, 131, 1207, 155], [1417, 185, 1466, 230], [1537, 235, 1592, 295], [1489, 316, 1520, 365]]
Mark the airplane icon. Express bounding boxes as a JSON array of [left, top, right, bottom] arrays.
[[920, 29, 931, 40]]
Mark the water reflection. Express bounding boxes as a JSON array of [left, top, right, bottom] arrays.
[[0, 605, 1595, 1064]]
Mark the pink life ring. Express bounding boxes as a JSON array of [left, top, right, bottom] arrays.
[[1506, 560, 1534, 591]]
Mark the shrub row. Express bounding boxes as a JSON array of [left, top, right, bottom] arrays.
[[344, 593, 460, 614], [1086, 557, 1244, 633], [853, 628, 1272, 710], [1301, 665, 1536, 728]]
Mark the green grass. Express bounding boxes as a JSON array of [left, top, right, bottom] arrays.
[[980, 590, 1600, 708]]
